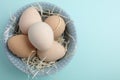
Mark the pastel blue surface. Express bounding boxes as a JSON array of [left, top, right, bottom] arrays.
[[0, 0, 120, 80]]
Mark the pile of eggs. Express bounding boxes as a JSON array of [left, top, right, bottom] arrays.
[[7, 7, 67, 62]]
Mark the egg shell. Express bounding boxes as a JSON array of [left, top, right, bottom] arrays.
[[37, 41, 66, 61], [28, 22, 54, 51], [7, 35, 36, 58], [19, 7, 42, 34], [45, 15, 66, 39]]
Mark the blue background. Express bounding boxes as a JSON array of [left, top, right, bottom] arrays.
[[0, 0, 120, 80]]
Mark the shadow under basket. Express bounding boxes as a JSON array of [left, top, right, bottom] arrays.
[[3, 2, 77, 76]]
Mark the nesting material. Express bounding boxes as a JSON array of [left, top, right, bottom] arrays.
[[22, 55, 55, 70]]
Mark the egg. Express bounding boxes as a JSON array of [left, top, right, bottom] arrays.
[[37, 41, 66, 61], [45, 15, 66, 39], [7, 35, 36, 58], [28, 22, 54, 51], [19, 7, 42, 34]]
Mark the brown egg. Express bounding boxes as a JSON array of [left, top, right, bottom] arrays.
[[19, 7, 42, 34], [7, 35, 36, 58], [37, 41, 66, 61], [45, 15, 66, 39]]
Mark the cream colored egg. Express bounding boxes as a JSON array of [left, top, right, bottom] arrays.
[[45, 15, 66, 39], [28, 22, 54, 51], [37, 41, 66, 61], [19, 7, 42, 34], [7, 35, 36, 58]]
